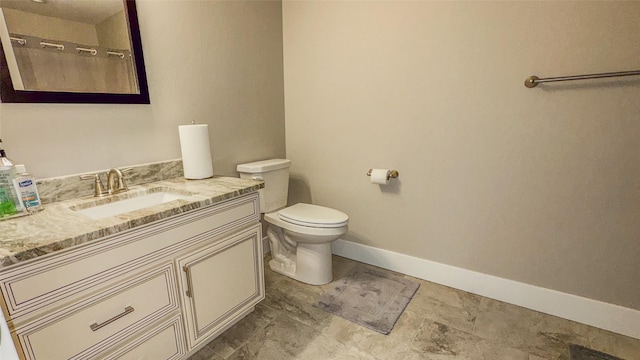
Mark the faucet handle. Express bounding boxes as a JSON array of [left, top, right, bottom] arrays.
[[115, 167, 133, 193], [119, 170, 131, 192], [80, 173, 107, 197]]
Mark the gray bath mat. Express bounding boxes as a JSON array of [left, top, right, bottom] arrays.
[[569, 344, 624, 360], [313, 266, 419, 335]]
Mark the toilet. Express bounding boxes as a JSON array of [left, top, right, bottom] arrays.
[[237, 159, 348, 285]]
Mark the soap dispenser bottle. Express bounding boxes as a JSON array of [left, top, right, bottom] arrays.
[[0, 139, 20, 216], [13, 164, 42, 212]]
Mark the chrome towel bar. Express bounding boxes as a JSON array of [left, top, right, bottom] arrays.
[[525, 69, 640, 88]]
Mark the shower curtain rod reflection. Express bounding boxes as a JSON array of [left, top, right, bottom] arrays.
[[524, 69, 640, 88], [40, 41, 64, 51], [107, 51, 125, 58], [6, 32, 138, 94], [76, 47, 97, 55], [9, 33, 131, 60], [9, 36, 26, 46]]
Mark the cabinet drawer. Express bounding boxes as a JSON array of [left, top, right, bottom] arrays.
[[15, 263, 179, 360], [1, 193, 258, 319], [101, 315, 186, 360]]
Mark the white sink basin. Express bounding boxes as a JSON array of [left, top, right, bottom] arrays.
[[75, 192, 189, 220]]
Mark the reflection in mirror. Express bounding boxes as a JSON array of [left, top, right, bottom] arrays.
[[0, 0, 149, 103]]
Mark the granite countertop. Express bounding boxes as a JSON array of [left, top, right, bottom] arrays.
[[0, 176, 263, 268]]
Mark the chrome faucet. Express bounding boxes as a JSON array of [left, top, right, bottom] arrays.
[[107, 168, 131, 194]]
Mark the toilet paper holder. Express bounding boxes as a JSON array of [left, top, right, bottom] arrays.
[[366, 169, 399, 180]]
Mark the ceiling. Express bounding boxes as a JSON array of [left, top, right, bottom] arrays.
[[0, 0, 124, 25]]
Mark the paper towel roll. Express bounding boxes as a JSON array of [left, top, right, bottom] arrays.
[[179, 124, 213, 179], [370, 169, 390, 185]]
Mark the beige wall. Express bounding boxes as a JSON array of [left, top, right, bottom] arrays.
[[0, 0, 285, 178], [96, 10, 130, 50], [3, 8, 98, 45], [283, 1, 640, 310]]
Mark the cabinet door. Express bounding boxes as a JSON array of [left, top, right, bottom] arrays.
[[176, 224, 263, 350]]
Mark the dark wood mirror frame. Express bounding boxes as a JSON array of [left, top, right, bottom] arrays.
[[0, 0, 149, 104]]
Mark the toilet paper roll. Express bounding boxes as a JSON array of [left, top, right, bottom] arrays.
[[178, 124, 214, 179], [370, 169, 390, 185]]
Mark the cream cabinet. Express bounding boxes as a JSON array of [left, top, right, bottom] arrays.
[[101, 315, 187, 360], [0, 192, 263, 360], [177, 227, 264, 349]]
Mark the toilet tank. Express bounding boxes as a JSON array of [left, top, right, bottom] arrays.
[[237, 159, 291, 213]]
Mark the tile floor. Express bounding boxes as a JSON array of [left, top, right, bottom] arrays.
[[189, 255, 640, 360]]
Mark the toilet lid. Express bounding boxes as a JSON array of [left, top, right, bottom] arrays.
[[278, 203, 349, 228]]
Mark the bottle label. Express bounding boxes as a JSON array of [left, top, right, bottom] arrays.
[[21, 191, 40, 208], [18, 179, 33, 187], [13, 177, 41, 210], [0, 170, 20, 207], [0, 188, 10, 202], [0, 187, 18, 215]]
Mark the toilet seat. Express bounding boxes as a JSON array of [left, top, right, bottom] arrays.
[[278, 203, 349, 228]]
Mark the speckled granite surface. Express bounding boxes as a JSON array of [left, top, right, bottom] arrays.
[[37, 159, 185, 204], [0, 176, 263, 268]]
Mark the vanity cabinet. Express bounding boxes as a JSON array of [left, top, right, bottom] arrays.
[[0, 192, 263, 360]]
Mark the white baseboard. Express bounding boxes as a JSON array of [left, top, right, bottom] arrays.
[[331, 239, 640, 340]]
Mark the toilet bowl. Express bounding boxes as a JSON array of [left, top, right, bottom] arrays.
[[237, 159, 349, 285], [265, 203, 348, 285]]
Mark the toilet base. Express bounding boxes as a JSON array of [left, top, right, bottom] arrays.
[[269, 242, 333, 285]]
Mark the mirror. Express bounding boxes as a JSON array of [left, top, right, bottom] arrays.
[[0, 0, 149, 103]]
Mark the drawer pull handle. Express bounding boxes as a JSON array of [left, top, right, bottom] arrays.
[[90, 306, 135, 331], [183, 265, 193, 298]]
